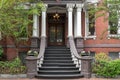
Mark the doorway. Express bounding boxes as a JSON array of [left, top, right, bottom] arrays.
[[48, 13, 65, 46]]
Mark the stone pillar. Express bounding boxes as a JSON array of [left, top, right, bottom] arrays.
[[74, 4, 84, 53], [31, 14, 40, 50], [41, 4, 47, 37], [26, 56, 38, 78], [81, 56, 93, 78]]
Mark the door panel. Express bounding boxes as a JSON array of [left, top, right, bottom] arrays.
[[48, 24, 64, 46]]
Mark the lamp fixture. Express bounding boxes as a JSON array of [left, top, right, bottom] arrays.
[[53, 12, 60, 20]]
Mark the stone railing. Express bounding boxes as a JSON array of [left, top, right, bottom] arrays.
[[26, 36, 46, 78], [68, 36, 93, 78]]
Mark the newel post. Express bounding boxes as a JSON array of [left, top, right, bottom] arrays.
[[80, 56, 93, 78], [26, 56, 38, 78]]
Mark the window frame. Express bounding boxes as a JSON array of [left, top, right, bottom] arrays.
[[107, 4, 120, 38], [85, 4, 96, 40]]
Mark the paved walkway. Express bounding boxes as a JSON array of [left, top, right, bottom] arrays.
[[0, 78, 119, 80]]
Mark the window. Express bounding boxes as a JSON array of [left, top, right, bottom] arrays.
[[88, 9, 95, 36], [108, 4, 120, 36], [109, 7, 118, 34], [85, 4, 96, 39], [109, 52, 120, 60]]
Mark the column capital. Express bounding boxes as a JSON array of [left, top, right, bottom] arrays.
[[76, 4, 83, 12], [67, 4, 75, 12], [41, 4, 48, 12]]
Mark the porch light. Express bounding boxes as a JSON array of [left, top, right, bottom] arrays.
[[53, 12, 60, 20]]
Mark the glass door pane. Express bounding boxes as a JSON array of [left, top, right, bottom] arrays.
[[49, 26, 56, 43], [56, 26, 63, 43]]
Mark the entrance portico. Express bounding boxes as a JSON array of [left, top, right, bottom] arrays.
[[31, 1, 84, 49]]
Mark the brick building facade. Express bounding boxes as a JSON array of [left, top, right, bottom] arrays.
[[0, 0, 120, 60]]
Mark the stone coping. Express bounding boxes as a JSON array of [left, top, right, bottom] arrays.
[[0, 74, 26, 78]]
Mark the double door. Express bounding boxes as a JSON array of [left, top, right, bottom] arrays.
[[48, 23, 64, 46]]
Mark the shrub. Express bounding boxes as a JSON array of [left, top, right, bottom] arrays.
[[92, 52, 111, 73], [95, 52, 111, 61], [0, 57, 26, 74], [92, 52, 120, 78]]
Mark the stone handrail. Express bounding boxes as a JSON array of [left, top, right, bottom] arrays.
[[68, 36, 81, 59], [37, 36, 46, 59]]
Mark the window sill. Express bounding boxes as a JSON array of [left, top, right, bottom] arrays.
[[108, 34, 120, 39], [84, 35, 96, 40]]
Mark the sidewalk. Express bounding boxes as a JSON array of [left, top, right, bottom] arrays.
[[0, 78, 119, 80]]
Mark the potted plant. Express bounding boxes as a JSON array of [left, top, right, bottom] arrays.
[[27, 50, 38, 57]]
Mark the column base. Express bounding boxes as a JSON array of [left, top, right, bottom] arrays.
[[74, 37, 84, 53], [31, 37, 40, 50]]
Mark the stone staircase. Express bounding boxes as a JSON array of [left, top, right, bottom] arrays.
[[35, 46, 83, 79]]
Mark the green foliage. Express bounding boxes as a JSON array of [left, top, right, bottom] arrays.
[[93, 52, 120, 78], [95, 52, 111, 61], [0, 46, 3, 58], [0, 57, 26, 74], [0, 0, 44, 48]]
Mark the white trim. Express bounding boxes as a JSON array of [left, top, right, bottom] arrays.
[[108, 34, 120, 39], [86, 0, 100, 4], [84, 36, 96, 40]]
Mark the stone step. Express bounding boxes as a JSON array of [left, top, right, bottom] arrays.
[[35, 74, 84, 79], [39, 66, 79, 70]]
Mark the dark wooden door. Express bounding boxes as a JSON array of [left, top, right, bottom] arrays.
[[48, 23, 64, 46]]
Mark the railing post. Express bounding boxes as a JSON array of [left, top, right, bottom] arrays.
[[26, 56, 38, 78], [80, 56, 93, 78]]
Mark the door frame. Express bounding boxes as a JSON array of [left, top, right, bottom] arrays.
[[47, 13, 66, 46]]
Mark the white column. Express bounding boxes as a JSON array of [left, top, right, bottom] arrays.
[[117, 18, 120, 34], [67, 4, 75, 37], [41, 4, 47, 37], [74, 10, 77, 37], [76, 4, 82, 37], [33, 14, 39, 37]]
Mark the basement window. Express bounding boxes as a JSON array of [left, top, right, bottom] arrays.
[[109, 52, 120, 60]]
